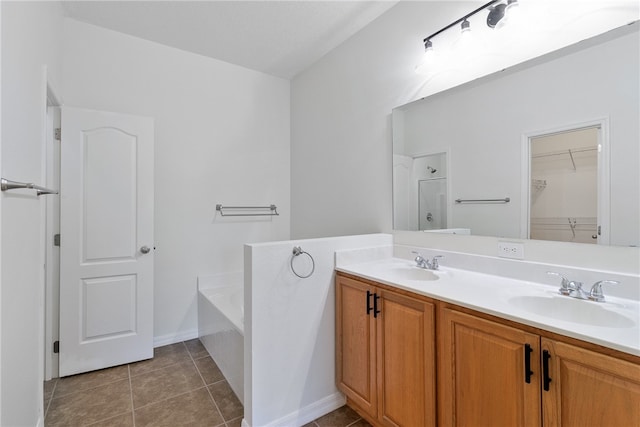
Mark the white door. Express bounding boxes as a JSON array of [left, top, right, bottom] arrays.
[[59, 107, 154, 377]]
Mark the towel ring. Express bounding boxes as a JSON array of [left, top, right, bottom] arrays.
[[291, 246, 315, 279]]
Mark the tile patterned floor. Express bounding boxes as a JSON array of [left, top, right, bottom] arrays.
[[44, 339, 370, 427]]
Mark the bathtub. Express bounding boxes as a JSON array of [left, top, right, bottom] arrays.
[[198, 273, 244, 404]]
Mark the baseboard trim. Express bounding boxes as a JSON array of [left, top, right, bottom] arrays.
[[153, 328, 199, 347], [250, 392, 346, 427]]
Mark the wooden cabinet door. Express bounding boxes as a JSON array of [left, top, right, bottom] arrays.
[[377, 289, 436, 427], [541, 338, 640, 427], [439, 308, 542, 427], [336, 275, 377, 417]]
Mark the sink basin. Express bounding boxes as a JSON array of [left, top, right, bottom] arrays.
[[388, 267, 438, 282], [508, 295, 636, 328]]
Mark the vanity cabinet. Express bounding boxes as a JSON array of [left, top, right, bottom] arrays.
[[541, 338, 640, 427], [438, 308, 542, 427], [336, 273, 437, 427], [439, 307, 640, 427], [337, 272, 640, 427]]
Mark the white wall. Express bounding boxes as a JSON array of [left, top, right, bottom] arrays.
[[244, 234, 392, 427], [62, 19, 291, 343], [1, 1, 64, 425], [291, 1, 639, 269]]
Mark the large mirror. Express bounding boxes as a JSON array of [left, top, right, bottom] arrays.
[[392, 23, 639, 247]]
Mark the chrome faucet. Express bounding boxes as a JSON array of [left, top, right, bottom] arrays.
[[412, 251, 429, 269], [546, 272, 588, 299], [568, 281, 589, 300], [588, 280, 620, 302], [412, 251, 443, 270]]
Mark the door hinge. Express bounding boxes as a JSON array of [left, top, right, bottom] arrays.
[[53, 341, 59, 354], [54, 128, 61, 141], [54, 234, 61, 247]]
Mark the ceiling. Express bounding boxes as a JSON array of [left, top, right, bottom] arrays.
[[62, 1, 399, 79]]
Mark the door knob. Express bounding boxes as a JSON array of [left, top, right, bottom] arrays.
[[140, 246, 151, 254]]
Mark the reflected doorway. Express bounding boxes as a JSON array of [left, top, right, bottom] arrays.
[[527, 124, 607, 244]]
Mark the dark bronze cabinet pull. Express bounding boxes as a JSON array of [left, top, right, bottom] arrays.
[[543, 350, 552, 391], [524, 344, 534, 383], [373, 293, 381, 318]]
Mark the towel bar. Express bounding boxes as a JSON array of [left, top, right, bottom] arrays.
[[216, 204, 279, 217], [455, 197, 510, 204]]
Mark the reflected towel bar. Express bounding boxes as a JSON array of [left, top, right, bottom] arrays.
[[216, 204, 279, 216], [1, 178, 58, 196], [455, 197, 510, 204]]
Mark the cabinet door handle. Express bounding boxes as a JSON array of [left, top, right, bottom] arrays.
[[524, 344, 534, 383], [542, 350, 552, 391], [373, 293, 381, 318], [366, 290, 373, 316]]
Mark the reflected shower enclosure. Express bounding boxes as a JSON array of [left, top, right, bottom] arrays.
[[393, 151, 448, 231], [419, 178, 447, 230]]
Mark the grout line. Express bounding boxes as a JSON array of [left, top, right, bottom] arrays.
[[188, 344, 244, 427], [188, 341, 229, 390], [206, 385, 228, 424], [48, 378, 59, 399], [130, 359, 188, 379], [187, 341, 229, 422], [44, 374, 133, 426], [184, 344, 203, 366], [129, 359, 184, 379], [84, 411, 135, 427], [44, 379, 59, 420], [345, 418, 363, 427], [128, 341, 194, 379], [128, 365, 136, 427], [133, 385, 210, 411], [181, 340, 192, 358], [51, 365, 132, 400], [192, 353, 213, 362], [186, 341, 205, 386], [226, 416, 244, 427], [52, 377, 129, 399], [130, 341, 213, 414]]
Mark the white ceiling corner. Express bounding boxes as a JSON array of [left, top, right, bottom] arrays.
[[61, 0, 399, 79]]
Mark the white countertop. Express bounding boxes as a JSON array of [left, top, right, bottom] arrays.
[[336, 258, 640, 357]]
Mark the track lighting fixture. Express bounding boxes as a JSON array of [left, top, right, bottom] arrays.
[[505, 0, 520, 23], [486, 3, 507, 28], [417, 0, 523, 73], [424, 39, 433, 53], [461, 19, 471, 35]]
